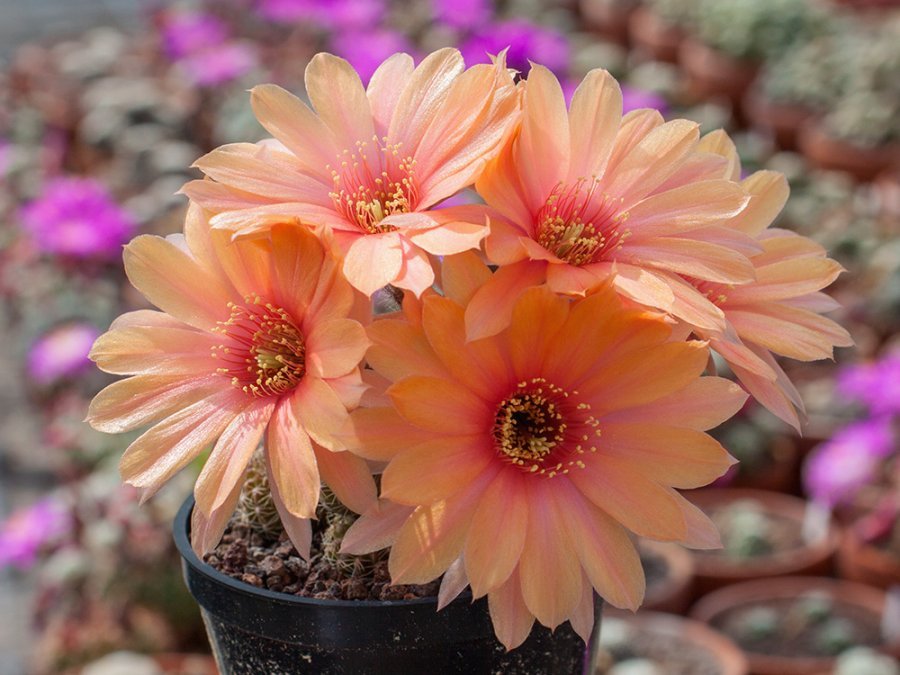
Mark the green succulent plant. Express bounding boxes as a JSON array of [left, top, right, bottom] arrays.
[[233, 448, 283, 540], [835, 647, 900, 675], [759, 18, 900, 146], [693, 0, 832, 62], [645, 0, 700, 28]]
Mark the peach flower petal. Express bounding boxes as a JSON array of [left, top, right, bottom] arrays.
[[465, 469, 528, 598], [266, 399, 320, 518], [518, 480, 582, 628], [567, 69, 622, 181], [305, 53, 374, 152], [381, 436, 495, 506], [488, 568, 535, 651], [389, 472, 493, 584], [314, 445, 377, 515], [464, 260, 547, 341], [120, 388, 245, 501], [389, 376, 491, 435], [194, 399, 274, 516], [123, 235, 232, 331]]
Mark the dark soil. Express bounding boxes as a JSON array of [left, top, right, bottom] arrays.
[[594, 617, 723, 675], [204, 523, 441, 602], [712, 597, 883, 658]]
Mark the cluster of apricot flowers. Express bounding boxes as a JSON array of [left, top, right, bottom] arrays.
[[87, 48, 851, 650]]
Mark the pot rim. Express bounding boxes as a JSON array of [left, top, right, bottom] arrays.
[[173, 495, 453, 609]]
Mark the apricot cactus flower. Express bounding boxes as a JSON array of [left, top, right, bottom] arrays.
[[468, 65, 755, 340], [340, 252, 746, 649], [87, 206, 375, 555], [662, 131, 852, 429], [182, 48, 520, 297]]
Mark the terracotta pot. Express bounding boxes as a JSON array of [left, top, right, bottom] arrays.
[[838, 526, 900, 590], [152, 653, 218, 675], [640, 539, 696, 615], [686, 488, 841, 597], [743, 88, 816, 151], [579, 0, 637, 45], [726, 436, 800, 495], [601, 610, 748, 674], [690, 576, 899, 675], [798, 120, 900, 183], [678, 38, 759, 108], [628, 6, 684, 63]]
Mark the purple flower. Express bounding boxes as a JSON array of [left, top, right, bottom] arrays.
[[460, 20, 569, 76], [803, 419, 896, 507], [432, 0, 492, 30], [161, 11, 229, 60], [179, 42, 258, 86], [19, 177, 136, 258], [0, 498, 70, 570], [27, 323, 100, 386], [839, 354, 900, 417], [330, 29, 413, 84], [622, 85, 669, 116], [257, 0, 384, 28]]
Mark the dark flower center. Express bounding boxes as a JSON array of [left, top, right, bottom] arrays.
[[492, 378, 600, 478]]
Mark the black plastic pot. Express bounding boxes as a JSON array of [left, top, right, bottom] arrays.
[[174, 497, 602, 674]]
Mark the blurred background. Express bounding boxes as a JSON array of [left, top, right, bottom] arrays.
[[0, 0, 898, 673]]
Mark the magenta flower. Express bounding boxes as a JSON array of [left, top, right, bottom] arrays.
[[330, 29, 413, 84], [19, 177, 136, 258], [179, 42, 258, 86], [432, 0, 492, 30], [28, 323, 101, 386], [160, 11, 229, 60], [0, 498, 71, 570], [257, 0, 384, 28], [839, 354, 900, 417], [803, 419, 896, 507], [460, 20, 569, 75]]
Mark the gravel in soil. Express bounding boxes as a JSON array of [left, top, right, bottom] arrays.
[[712, 597, 883, 658], [204, 524, 441, 601]]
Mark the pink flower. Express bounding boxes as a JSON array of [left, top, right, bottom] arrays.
[[179, 42, 258, 86], [0, 498, 71, 570], [839, 353, 900, 417], [19, 177, 136, 258], [257, 0, 384, 27], [330, 29, 414, 85], [803, 419, 896, 507], [28, 323, 100, 386], [160, 11, 229, 60], [460, 20, 569, 75], [432, 0, 492, 30]]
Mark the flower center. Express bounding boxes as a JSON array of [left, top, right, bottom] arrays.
[[687, 277, 731, 306], [492, 378, 599, 478], [212, 295, 306, 398], [329, 136, 418, 234], [535, 179, 631, 266]]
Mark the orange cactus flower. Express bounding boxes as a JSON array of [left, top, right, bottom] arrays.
[[87, 206, 375, 555], [670, 131, 853, 429], [341, 252, 746, 649], [182, 49, 520, 298], [468, 65, 755, 340]]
